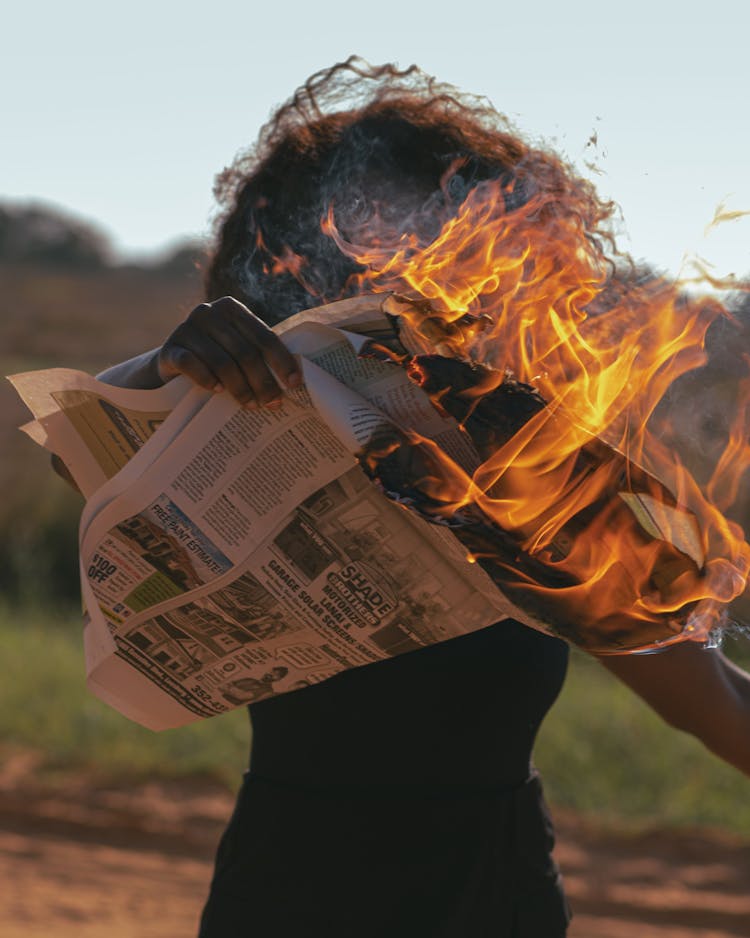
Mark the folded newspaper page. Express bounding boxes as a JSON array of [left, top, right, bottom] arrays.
[[10, 295, 743, 729]]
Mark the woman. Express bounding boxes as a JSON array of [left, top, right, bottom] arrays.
[[98, 59, 750, 937]]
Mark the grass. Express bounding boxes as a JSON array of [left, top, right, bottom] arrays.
[[0, 607, 249, 788], [535, 642, 750, 834], [2, 605, 749, 834]]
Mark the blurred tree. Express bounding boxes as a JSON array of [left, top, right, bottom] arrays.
[[0, 202, 112, 269]]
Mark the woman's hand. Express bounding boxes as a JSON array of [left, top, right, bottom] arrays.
[[158, 296, 302, 408]]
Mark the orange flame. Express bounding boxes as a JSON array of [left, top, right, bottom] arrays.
[[323, 182, 750, 652], [319, 177, 750, 653]]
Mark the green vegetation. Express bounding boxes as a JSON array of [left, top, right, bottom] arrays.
[[536, 643, 750, 834], [2, 605, 749, 834], [0, 607, 248, 787], [0, 472, 82, 607]]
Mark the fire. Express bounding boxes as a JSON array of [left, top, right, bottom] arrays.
[[318, 175, 750, 653]]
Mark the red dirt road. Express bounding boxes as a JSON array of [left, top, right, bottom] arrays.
[[1, 765, 748, 938]]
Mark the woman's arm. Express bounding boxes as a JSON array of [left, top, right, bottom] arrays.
[[97, 347, 164, 389], [601, 642, 750, 777]]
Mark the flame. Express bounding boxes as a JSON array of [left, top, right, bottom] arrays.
[[256, 229, 322, 298], [313, 175, 750, 653]]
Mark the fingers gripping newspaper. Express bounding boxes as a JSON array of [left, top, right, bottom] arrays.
[[11, 296, 525, 729]]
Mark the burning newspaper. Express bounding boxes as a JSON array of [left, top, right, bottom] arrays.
[[10, 295, 749, 730]]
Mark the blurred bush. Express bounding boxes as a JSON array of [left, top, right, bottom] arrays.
[[0, 461, 82, 607], [0, 202, 112, 269]]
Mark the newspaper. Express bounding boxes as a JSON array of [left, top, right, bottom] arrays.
[[13, 369, 192, 498], [11, 294, 742, 729], [11, 296, 533, 729]]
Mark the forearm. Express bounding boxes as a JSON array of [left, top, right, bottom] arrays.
[[602, 643, 750, 778], [685, 655, 750, 777], [96, 347, 164, 389]]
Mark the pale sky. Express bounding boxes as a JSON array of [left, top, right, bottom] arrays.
[[3, 0, 749, 278]]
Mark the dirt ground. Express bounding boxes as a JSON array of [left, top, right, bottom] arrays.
[[1, 754, 748, 938]]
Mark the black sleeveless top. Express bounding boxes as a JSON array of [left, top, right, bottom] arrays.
[[249, 618, 568, 787], [199, 621, 572, 937]]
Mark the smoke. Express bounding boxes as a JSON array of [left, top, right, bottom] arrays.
[[230, 122, 510, 323], [651, 289, 750, 501], [645, 286, 750, 638]]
